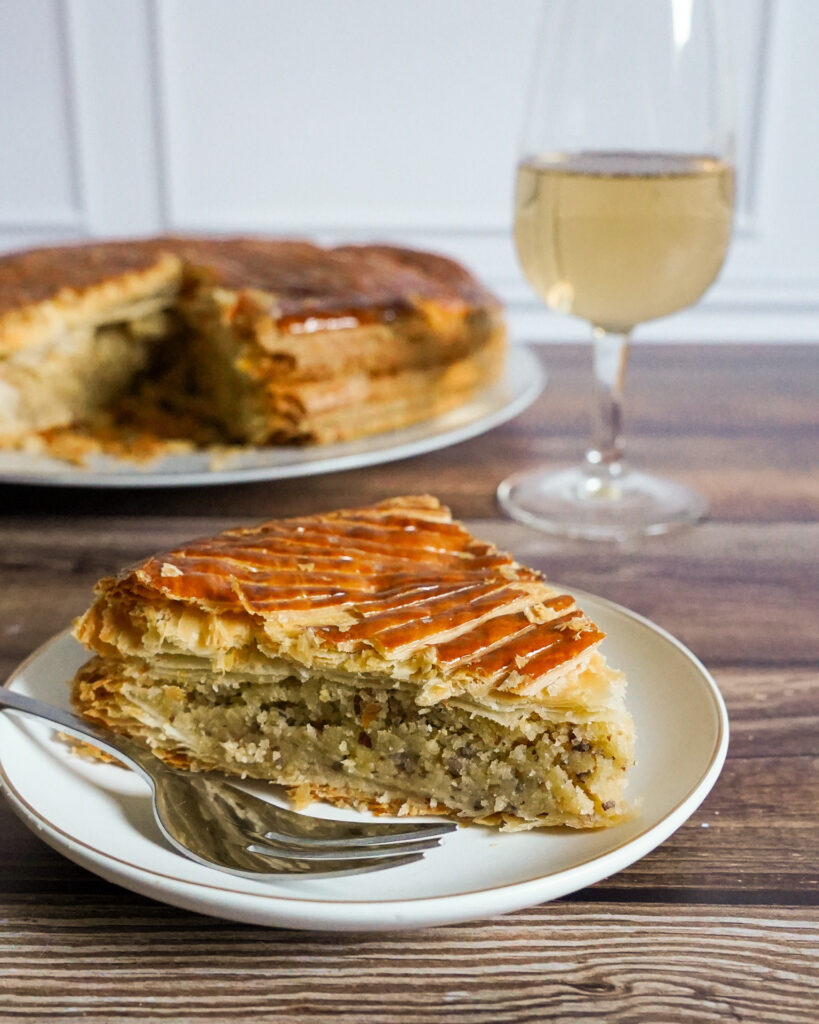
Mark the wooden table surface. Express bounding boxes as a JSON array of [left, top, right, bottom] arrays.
[[1, 343, 817, 1023]]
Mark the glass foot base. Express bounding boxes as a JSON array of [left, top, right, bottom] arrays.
[[497, 466, 707, 541]]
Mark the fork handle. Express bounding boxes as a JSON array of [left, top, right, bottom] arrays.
[[0, 688, 160, 785]]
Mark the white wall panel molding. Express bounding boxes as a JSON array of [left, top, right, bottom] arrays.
[[62, 0, 164, 236], [730, 0, 774, 235], [146, 0, 172, 229], [0, 0, 84, 233]]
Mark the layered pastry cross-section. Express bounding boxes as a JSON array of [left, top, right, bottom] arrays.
[[0, 238, 505, 458], [72, 496, 634, 829]]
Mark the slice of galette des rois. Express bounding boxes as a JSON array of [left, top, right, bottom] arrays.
[[72, 496, 634, 829]]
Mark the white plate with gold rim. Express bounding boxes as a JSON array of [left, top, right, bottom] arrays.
[[0, 345, 543, 488], [0, 591, 728, 931]]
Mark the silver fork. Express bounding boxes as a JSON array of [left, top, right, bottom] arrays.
[[0, 688, 456, 879]]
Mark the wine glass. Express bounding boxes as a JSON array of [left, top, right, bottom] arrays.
[[498, 0, 735, 540]]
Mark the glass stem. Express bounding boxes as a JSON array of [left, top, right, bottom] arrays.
[[584, 327, 630, 485]]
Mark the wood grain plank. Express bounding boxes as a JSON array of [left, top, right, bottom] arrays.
[[0, 898, 816, 1023], [599, 757, 819, 896], [715, 668, 819, 760]]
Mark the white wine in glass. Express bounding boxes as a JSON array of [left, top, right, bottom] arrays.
[[499, 0, 735, 540]]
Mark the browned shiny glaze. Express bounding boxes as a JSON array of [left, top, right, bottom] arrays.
[[367, 587, 530, 654], [232, 513, 492, 553], [115, 497, 603, 684], [319, 582, 513, 646], [276, 307, 385, 334], [354, 580, 484, 616], [434, 612, 534, 667], [521, 626, 605, 679], [172, 520, 512, 583], [0, 236, 500, 327], [471, 612, 582, 677]]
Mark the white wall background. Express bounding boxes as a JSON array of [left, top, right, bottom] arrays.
[[0, 0, 817, 341]]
